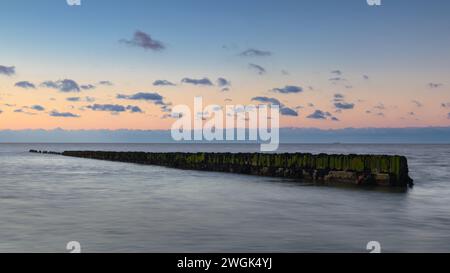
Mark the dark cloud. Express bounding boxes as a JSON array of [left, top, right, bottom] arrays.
[[331, 70, 342, 75], [98, 81, 114, 86], [15, 81, 36, 89], [217, 77, 231, 87], [280, 107, 298, 116], [153, 80, 176, 86], [67, 97, 81, 102], [80, 84, 96, 90], [411, 100, 423, 107], [117, 92, 164, 103], [271, 85, 303, 94], [41, 79, 81, 92], [88, 104, 127, 112], [331, 117, 340, 121], [30, 105, 45, 111], [126, 105, 144, 113], [67, 96, 95, 102], [329, 77, 345, 82], [248, 63, 266, 75], [120, 31, 165, 51], [181, 77, 213, 86], [239, 48, 272, 57], [59, 79, 81, 92], [428, 83, 443, 89], [334, 102, 355, 110], [117, 92, 169, 113], [307, 110, 327, 120], [251, 96, 281, 106], [87, 104, 143, 114], [442, 102, 450, 108], [333, 93, 345, 101], [363, 75, 369, 80], [49, 111, 79, 118], [0, 65, 15, 76]]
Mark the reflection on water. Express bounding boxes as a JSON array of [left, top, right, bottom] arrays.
[[0, 143, 449, 252]]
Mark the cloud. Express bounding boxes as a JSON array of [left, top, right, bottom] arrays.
[[0, 65, 15, 76], [126, 105, 144, 113], [87, 104, 143, 114], [239, 48, 272, 57], [251, 96, 281, 106], [181, 77, 213, 86], [88, 104, 127, 112], [67, 96, 95, 102], [217, 77, 231, 87], [80, 84, 96, 90], [333, 93, 345, 101], [331, 70, 342, 75], [15, 81, 36, 89], [441, 102, 450, 108], [280, 107, 298, 116], [120, 31, 165, 51], [411, 100, 423, 107], [331, 117, 339, 121], [307, 110, 327, 120], [41, 79, 81, 92], [329, 77, 345, 82], [49, 111, 79, 118], [428, 83, 443, 89], [67, 97, 81, 102], [334, 102, 355, 110], [117, 92, 169, 113], [281, 70, 289, 75], [117, 92, 164, 103], [271, 85, 303, 94], [30, 105, 45, 111], [248, 63, 266, 75], [153, 80, 176, 86], [217, 77, 231, 91], [98, 81, 113, 86], [59, 79, 81, 92], [448, 113, 450, 119], [363, 75, 369, 80]]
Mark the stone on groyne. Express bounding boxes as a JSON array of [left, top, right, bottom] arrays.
[[31, 150, 413, 187]]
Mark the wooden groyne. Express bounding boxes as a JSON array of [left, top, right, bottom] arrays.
[[30, 150, 413, 187]]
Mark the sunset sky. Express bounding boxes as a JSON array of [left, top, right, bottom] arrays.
[[1, 0, 449, 130]]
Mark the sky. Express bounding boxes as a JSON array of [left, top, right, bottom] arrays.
[[0, 0, 450, 131]]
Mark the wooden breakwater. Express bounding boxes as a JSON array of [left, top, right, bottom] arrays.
[[30, 150, 413, 187]]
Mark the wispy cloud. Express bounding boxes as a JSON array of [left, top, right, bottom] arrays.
[[80, 84, 96, 90], [411, 100, 423, 107], [271, 85, 303, 94], [217, 77, 231, 91], [15, 81, 36, 89], [428, 82, 443, 89], [41, 79, 81, 92], [30, 105, 45, 111], [153, 80, 176, 86], [49, 111, 79, 118], [0, 65, 15, 76], [87, 104, 143, 114], [239, 48, 272, 57], [120, 31, 165, 51], [98, 81, 113, 86], [251, 96, 281, 106], [331, 70, 342, 75], [181, 77, 213, 86], [280, 107, 298, 116], [248, 63, 266, 75]]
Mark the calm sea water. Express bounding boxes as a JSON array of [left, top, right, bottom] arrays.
[[0, 143, 449, 253]]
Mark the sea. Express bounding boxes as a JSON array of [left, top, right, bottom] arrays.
[[0, 143, 449, 252]]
